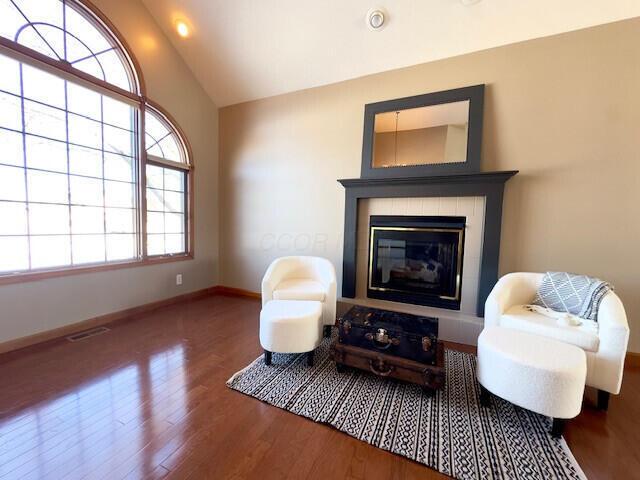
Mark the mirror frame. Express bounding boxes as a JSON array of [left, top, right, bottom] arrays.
[[361, 84, 485, 178]]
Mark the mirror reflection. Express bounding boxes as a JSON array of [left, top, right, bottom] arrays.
[[372, 100, 470, 168]]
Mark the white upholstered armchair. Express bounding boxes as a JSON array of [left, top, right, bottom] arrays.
[[485, 272, 630, 408], [261, 256, 337, 331]]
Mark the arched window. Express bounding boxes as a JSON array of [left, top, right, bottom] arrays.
[[0, 0, 192, 280], [144, 106, 191, 257]]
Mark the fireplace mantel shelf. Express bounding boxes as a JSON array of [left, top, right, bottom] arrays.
[[337, 169, 518, 317], [338, 170, 518, 188]]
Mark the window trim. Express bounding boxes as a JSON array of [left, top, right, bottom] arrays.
[[0, 0, 194, 286]]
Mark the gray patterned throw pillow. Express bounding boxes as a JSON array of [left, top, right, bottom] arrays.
[[531, 271, 612, 322]]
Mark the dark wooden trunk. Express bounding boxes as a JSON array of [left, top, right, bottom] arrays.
[[331, 340, 446, 391], [338, 306, 439, 365]]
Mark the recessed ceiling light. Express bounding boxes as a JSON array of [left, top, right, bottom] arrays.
[[175, 20, 190, 38], [366, 8, 387, 31]]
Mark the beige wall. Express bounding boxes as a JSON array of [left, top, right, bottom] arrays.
[[0, 0, 219, 344], [219, 18, 640, 352]]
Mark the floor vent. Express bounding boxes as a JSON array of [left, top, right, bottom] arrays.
[[66, 326, 110, 342]]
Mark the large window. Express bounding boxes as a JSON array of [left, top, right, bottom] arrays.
[[0, 0, 191, 280]]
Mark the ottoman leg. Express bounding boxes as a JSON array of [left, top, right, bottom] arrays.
[[264, 350, 272, 366], [479, 385, 491, 407], [551, 418, 566, 438], [307, 350, 315, 367], [323, 326, 332, 338], [597, 390, 610, 411]]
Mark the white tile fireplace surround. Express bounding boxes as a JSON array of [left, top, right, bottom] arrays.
[[341, 196, 486, 345]]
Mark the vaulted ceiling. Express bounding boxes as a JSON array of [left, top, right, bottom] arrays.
[[141, 0, 640, 107]]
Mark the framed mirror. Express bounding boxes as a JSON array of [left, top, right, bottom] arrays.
[[361, 85, 484, 178]]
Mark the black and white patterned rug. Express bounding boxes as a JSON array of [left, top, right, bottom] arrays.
[[227, 336, 585, 480]]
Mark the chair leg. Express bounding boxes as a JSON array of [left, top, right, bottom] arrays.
[[323, 326, 332, 338], [307, 349, 315, 367], [264, 350, 272, 366], [479, 385, 491, 407], [551, 418, 566, 438], [597, 390, 610, 411]]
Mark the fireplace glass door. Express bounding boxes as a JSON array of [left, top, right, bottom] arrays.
[[368, 218, 464, 309]]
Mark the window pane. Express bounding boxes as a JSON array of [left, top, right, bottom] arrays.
[[72, 235, 105, 264], [29, 204, 70, 235], [95, 50, 131, 91], [144, 162, 188, 257], [0, 165, 26, 201], [104, 152, 133, 182], [71, 54, 104, 81], [165, 234, 185, 254], [24, 100, 66, 141], [70, 175, 103, 206], [103, 96, 132, 130], [64, 5, 111, 57], [71, 206, 104, 234], [0, 2, 25, 46], [22, 64, 65, 109], [67, 82, 101, 121], [147, 144, 163, 158], [0, 201, 28, 235], [0, 128, 23, 166], [106, 234, 135, 261], [147, 234, 164, 256], [68, 114, 102, 149], [0, 54, 20, 95], [164, 191, 184, 213], [106, 208, 134, 234], [69, 145, 102, 178], [25, 136, 67, 173], [158, 135, 181, 163], [31, 235, 71, 269], [17, 26, 59, 60], [164, 169, 185, 192], [27, 170, 68, 204], [0, 91, 22, 131], [145, 108, 189, 167], [145, 112, 167, 142], [147, 212, 164, 234], [165, 213, 184, 233], [12, 0, 64, 58], [146, 165, 164, 189], [0, 236, 29, 273], [104, 124, 132, 156], [105, 181, 134, 208], [146, 188, 163, 211]]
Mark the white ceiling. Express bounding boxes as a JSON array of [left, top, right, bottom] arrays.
[[141, 0, 640, 107]]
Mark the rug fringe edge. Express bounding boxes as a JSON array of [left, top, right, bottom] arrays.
[[226, 354, 263, 386]]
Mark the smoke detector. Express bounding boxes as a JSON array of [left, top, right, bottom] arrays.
[[366, 8, 387, 31]]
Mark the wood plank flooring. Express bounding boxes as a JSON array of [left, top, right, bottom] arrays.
[[0, 294, 638, 479]]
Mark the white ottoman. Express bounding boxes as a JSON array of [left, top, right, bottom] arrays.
[[477, 326, 587, 437], [260, 300, 323, 366]]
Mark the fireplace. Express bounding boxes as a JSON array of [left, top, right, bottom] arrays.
[[367, 216, 465, 310]]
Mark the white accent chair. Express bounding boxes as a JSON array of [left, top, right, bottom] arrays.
[[485, 272, 630, 409], [261, 256, 337, 336]]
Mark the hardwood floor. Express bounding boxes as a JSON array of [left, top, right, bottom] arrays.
[[0, 294, 638, 480]]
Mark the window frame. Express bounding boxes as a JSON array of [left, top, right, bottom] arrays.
[[0, 0, 194, 286]]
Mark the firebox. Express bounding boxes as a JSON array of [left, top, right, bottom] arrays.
[[367, 215, 465, 310]]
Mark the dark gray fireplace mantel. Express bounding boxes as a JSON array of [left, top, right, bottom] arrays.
[[337, 170, 518, 317]]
